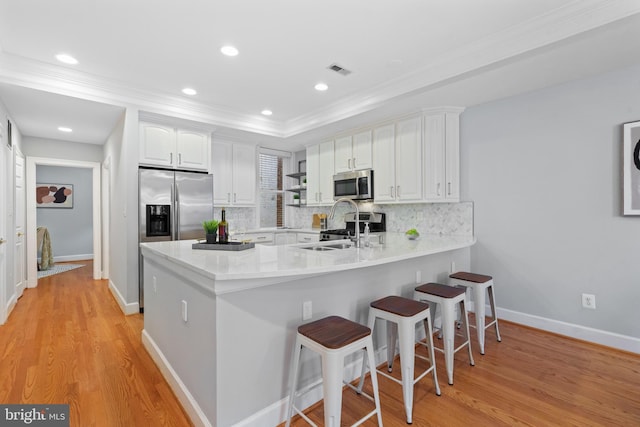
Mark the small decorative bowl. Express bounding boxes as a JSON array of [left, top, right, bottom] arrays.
[[406, 232, 420, 240]]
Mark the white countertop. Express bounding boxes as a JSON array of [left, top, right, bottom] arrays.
[[140, 233, 475, 295]]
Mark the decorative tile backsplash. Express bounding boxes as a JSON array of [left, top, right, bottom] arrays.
[[216, 202, 473, 236]]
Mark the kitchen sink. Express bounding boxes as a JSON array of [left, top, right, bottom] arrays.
[[300, 242, 354, 251]]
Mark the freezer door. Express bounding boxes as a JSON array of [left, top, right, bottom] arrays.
[[175, 171, 213, 240], [139, 169, 175, 242]]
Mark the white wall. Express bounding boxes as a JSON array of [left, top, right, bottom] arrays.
[[103, 108, 140, 313], [21, 137, 103, 162], [461, 62, 640, 346]]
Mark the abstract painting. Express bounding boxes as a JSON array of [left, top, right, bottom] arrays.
[[36, 183, 73, 208], [623, 120, 640, 215]]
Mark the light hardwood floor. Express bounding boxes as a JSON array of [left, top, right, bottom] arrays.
[[0, 262, 192, 426], [1, 262, 639, 426]]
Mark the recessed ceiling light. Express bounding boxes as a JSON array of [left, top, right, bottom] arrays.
[[55, 54, 78, 65], [58, 126, 73, 133], [220, 46, 239, 57], [314, 83, 328, 91], [261, 110, 273, 116], [182, 87, 197, 96]]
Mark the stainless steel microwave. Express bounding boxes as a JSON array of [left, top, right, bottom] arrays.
[[333, 169, 374, 201]]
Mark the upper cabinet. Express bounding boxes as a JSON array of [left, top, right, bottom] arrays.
[[334, 130, 372, 173], [139, 122, 210, 171], [212, 141, 256, 206], [423, 109, 462, 202], [373, 116, 423, 203], [306, 140, 334, 205]]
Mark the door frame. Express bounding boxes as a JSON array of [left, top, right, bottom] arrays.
[[25, 157, 101, 287]]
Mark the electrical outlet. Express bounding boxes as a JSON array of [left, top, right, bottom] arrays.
[[450, 261, 456, 274], [302, 301, 312, 321], [415, 270, 422, 284], [153, 276, 157, 293], [582, 293, 596, 309]]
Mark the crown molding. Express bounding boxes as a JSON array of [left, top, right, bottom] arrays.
[[1, 0, 638, 140]]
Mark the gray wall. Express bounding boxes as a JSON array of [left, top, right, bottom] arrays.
[[461, 62, 640, 339], [22, 137, 103, 162], [36, 165, 93, 260]]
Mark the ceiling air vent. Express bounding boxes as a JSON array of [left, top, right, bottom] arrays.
[[327, 63, 352, 76]]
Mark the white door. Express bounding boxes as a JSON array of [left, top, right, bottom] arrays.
[[0, 132, 8, 323], [14, 152, 25, 298]]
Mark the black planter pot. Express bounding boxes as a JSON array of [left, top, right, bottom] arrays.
[[206, 233, 217, 244]]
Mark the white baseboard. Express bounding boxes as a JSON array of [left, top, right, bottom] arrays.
[[497, 307, 640, 354], [37, 254, 94, 263], [108, 279, 139, 315], [142, 330, 212, 427]]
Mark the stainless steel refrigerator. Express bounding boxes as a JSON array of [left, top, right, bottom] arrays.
[[138, 168, 213, 311]]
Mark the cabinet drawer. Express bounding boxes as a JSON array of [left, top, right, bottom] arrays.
[[246, 233, 274, 244], [296, 233, 319, 243]]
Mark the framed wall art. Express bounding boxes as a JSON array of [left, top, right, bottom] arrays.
[[623, 120, 640, 215], [36, 183, 74, 208]]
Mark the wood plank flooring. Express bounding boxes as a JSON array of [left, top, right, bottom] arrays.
[[2, 262, 639, 426], [0, 262, 192, 426]]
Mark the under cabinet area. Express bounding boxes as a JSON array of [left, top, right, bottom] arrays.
[[212, 140, 256, 206], [139, 122, 210, 171]]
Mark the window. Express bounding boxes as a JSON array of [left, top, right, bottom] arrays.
[[259, 150, 290, 228]]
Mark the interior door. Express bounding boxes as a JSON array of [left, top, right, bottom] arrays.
[[14, 152, 25, 298], [0, 133, 8, 323]]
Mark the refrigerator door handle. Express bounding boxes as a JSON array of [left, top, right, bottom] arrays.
[[175, 183, 181, 240]]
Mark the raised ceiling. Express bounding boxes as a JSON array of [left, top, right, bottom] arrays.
[[0, 0, 639, 149]]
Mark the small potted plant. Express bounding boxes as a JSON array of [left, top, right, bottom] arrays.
[[203, 220, 219, 243], [405, 228, 420, 240], [293, 194, 300, 205]]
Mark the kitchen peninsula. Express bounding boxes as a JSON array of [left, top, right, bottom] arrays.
[[140, 233, 475, 426]]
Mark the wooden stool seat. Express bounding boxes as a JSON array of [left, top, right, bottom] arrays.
[[286, 316, 383, 427], [370, 295, 431, 317], [449, 271, 502, 355], [450, 271, 492, 283], [415, 282, 466, 299], [298, 316, 371, 349]]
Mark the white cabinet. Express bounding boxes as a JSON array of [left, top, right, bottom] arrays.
[[373, 116, 423, 203], [423, 110, 462, 202], [306, 140, 334, 205], [244, 232, 274, 245], [139, 122, 210, 171], [334, 130, 372, 173], [275, 233, 297, 245], [212, 141, 256, 206]]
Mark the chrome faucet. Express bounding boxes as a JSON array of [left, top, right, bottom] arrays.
[[329, 197, 360, 248]]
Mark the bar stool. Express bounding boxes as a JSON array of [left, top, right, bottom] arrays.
[[285, 315, 383, 427], [414, 283, 474, 385], [357, 296, 440, 424], [449, 272, 502, 355]]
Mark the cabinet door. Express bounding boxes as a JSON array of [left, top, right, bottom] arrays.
[[395, 116, 423, 202], [352, 130, 372, 170], [318, 140, 335, 204], [306, 145, 320, 205], [423, 114, 446, 201], [444, 112, 460, 202], [372, 124, 395, 202], [177, 130, 210, 171], [212, 141, 233, 205], [140, 123, 175, 167], [232, 144, 256, 205], [334, 136, 352, 173]]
